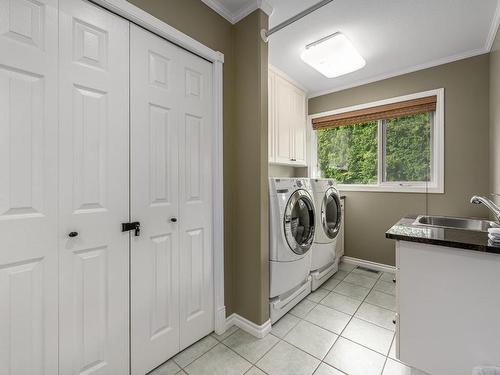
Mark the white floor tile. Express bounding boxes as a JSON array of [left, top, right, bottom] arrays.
[[333, 270, 349, 280], [245, 366, 267, 375], [257, 341, 321, 375], [380, 272, 396, 283], [211, 325, 239, 342], [284, 320, 338, 359], [307, 288, 330, 303], [289, 298, 317, 319], [334, 281, 371, 301], [342, 318, 394, 355], [351, 267, 381, 279], [223, 329, 279, 363], [366, 290, 397, 311], [388, 337, 397, 360], [339, 262, 356, 272], [322, 277, 342, 291], [382, 358, 428, 375], [355, 302, 397, 331], [184, 344, 252, 375], [374, 279, 396, 295], [313, 363, 345, 375], [304, 304, 351, 335], [271, 313, 300, 339], [324, 337, 386, 375], [320, 292, 362, 315], [173, 335, 218, 368], [149, 359, 181, 375], [344, 272, 378, 288]]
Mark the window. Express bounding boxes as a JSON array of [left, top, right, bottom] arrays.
[[310, 89, 444, 193]]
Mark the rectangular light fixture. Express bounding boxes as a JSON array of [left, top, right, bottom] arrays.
[[301, 32, 366, 78]]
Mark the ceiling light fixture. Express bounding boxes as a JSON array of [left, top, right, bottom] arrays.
[[300, 32, 366, 78]]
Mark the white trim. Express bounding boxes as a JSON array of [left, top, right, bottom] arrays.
[[225, 314, 272, 339], [308, 48, 486, 98], [486, 0, 500, 51], [341, 256, 396, 273], [90, 0, 224, 63], [309, 89, 445, 194], [269, 64, 309, 93], [200, 0, 274, 24], [92, 0, 227, 339]]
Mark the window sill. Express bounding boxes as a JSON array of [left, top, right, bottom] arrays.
[[337, 184, 444, 194]]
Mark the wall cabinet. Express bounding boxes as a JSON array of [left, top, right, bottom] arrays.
[[269, 66, 308, 166]]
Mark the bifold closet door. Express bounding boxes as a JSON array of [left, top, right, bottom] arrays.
[[0, 0, 59, 373], [58, 1, 130, 374], [130, 25, 214, 375]]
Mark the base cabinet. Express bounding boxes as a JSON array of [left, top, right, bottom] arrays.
[[396, 241, 500, 375]]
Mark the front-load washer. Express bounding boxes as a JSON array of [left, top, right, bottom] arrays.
[[269, 177, 315, 323], [310, 179, 343, 290]]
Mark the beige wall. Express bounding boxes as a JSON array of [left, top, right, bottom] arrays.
[[268, 165, 307, 177], [309, 55, 491, 265], [128, 1, 270, 323], [232, 10, 270, 324], [491, 29, 500, 205]]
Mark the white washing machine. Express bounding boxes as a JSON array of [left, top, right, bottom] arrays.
[[269, 178, 315, 323], [310, 179, 343, 290]]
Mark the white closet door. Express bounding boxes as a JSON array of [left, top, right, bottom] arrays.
[[130, 24, 214, 374], [177, 44, 214, 350], [130, 25, 180, 375], [0, 1, 58, 373], [58, 1, 130, 374]]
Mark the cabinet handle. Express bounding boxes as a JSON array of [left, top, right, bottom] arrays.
[[290, 158, 296, 162], [170, 217, 178, 223], [68, 232, 78, 238]]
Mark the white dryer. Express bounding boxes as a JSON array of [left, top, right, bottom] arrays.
[[310, 179, 343, 290], [269, 178, 315, 323]]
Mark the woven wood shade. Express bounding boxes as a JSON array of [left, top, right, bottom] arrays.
[[312, 95, 437, 130]]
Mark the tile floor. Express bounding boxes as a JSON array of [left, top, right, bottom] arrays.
[[149, 262, 428, 375]]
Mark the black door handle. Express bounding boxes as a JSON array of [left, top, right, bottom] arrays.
[[170, 218, 178, 223], [68, 232, 78, 238]]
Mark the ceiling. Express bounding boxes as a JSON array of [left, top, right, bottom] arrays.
[[203, 0, 500, 97]]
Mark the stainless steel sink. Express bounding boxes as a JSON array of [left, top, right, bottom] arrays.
[[413, 215, 500, 232]]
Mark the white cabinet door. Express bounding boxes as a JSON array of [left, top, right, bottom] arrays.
[[58, 1, 130, 374], [292, 87, 307, 165], [0, 1, 59, 373], [275, 75, 293, 164], [130, 24, 214, 374], [177, 41, 214, 351], [130, 25, 181, 375], [268, 70, 276, 163]]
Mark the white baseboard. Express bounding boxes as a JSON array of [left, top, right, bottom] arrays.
[[342, 256, 396, 273], [225, 313, 272, 339], [215, 306, 226, 335]]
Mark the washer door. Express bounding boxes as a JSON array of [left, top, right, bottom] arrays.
[[284, 190, 315, 255], [322, 187, 342, 239]]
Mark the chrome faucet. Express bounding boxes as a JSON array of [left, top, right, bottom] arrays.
[[470, 196, 500, 222]]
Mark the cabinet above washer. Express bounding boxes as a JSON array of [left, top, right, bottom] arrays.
[[268, 65, 308, 167]]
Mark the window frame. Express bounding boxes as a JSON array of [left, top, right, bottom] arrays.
[[309, 89, 444, 193]]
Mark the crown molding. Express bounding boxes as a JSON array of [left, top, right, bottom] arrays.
[[308, 47, 488, 99], [486, 0, 500, 51], [200, 0, 273, 24]]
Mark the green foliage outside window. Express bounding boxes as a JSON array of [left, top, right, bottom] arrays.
[[317, 113, 432, 184]]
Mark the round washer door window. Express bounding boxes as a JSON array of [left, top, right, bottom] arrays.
[[322, 187, 342, 239], [284, 190, 315, 255]]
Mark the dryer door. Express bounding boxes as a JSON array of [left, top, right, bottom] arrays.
[[322, 188, 342, 239], [284, 190, 315, 255]]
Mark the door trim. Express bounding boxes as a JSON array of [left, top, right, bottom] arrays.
[[90, 0, 226, 335]]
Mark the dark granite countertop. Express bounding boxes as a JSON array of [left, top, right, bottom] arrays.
[[385, 215, 500, 255]]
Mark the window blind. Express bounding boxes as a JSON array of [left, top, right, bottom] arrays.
[[312, 95, 437, 130]]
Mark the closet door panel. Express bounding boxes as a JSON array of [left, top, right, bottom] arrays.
[[0, 0, 59, 374], [275, 76, 292, 164], [58, 1, 129, 374], [130, 25, 180, 375], [178, 49, 214, 350]]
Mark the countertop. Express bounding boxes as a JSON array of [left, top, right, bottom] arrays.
[[385, 215, 500, 255]]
